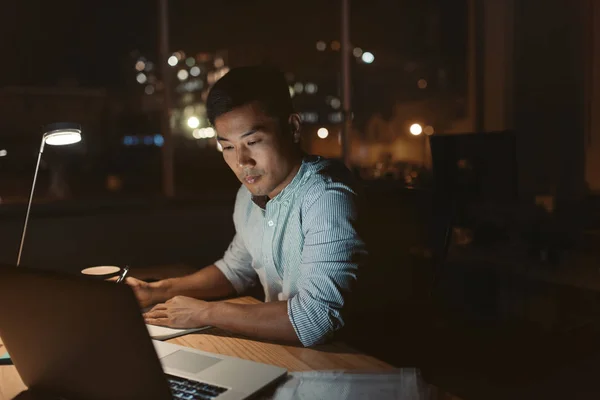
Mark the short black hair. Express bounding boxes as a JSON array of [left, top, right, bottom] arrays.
[[206, 65, 294, 127]]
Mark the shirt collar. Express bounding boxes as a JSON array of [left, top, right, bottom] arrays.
[[250, 155, 320, 208]]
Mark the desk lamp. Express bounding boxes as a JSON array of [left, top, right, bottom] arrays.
[[16, 123, 82, 266]]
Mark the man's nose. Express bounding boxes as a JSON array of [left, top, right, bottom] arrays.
[[236, 147, 255, 168]]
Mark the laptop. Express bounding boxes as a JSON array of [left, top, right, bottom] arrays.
[[0, 265, 287, 400]]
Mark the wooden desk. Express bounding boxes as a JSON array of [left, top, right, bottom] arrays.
[[168, 297, 393, 372], [0, 297, 459, 399]]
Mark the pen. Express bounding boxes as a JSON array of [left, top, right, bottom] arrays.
[[115, 266, 129, 284]]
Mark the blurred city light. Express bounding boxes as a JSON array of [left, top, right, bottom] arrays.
[[317, 127, 329, 139], [122, 135, 163, 147], [410, 123, 423, 135], [187, 116, 200, 129], [301, 112, 319, 123], [353, 47, 363, 58], [331, 41, 341, 51], [329, 112, 343, 123], [214, 57, 225, 68], [207, 67, 229, 85], [177, 69, 189, 81], [179, 80, 204, 92], [362, 52, 375, 64], [135, 61, 145, 71], [153, 134, 164, 146], [190, 66, 201, 76], [424, 125, 434, 135], [185, 57, 195, 67], [293, 82, 304, 94], [316, 41, 327, 51], [417, 79, 428, 89], [0, 149, 7, 157], [305, 83, 318, 94], [216, 141, 223, 152], [330, 97, 341, 109], [144, 85, 155, 95], [136, 73, 147, 84], [289, 86, 295, 97], [123, 136, 145, 146], [193, 127, 216, 139], [167, 55, 178, 66]]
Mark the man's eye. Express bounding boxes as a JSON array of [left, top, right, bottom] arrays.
[[247, 140, 260, 146], [223, 146, 233, 150]]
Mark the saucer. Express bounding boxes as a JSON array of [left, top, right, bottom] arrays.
[[81, 265, 121, 279]]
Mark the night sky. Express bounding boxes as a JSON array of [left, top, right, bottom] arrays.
[[0, 0, 466, 88]]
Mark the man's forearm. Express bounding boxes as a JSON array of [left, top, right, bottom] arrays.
[[205, 301, 301, 345], [150, 265, 236, 303]]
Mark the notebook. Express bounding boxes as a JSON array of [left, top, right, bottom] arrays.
[[146, 324, 211, 340], [141, 305, 212, 340]]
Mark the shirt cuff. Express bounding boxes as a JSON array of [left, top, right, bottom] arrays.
[[287, 295, 333, 347]]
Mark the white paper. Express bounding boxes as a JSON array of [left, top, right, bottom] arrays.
[[259, 369, 436, 400]]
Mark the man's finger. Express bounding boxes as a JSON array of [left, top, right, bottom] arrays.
[[144, 311, 169, 319], [145, 318, 170, 327], [150, 303, 167, 312], [124, 277, 140, 286]]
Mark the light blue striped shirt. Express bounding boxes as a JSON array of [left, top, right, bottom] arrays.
[[214, 155, 366, 346]]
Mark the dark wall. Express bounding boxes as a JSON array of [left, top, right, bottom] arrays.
[[513, 0, 586, 205]]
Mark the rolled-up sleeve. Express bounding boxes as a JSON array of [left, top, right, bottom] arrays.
[[287, 183, 366, 347], [214, 232, 257, 294]]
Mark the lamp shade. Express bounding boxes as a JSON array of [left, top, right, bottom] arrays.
[[43, 123, 82, 146]]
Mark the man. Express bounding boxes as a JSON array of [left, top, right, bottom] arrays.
[[129, 66, 366, 347]]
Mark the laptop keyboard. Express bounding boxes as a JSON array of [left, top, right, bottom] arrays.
[[166, 374, 229, 399]]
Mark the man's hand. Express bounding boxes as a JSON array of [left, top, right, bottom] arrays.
[[143, 296, 211, 329], [122, 277, 156, 308]]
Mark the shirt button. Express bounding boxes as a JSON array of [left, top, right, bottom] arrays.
[[268, 220, 274, 227]]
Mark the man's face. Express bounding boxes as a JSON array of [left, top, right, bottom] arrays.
[[215, 102, 300, 198]]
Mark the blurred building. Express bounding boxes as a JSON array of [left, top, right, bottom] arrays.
[[126, 49, 229, 150], [287, 3, 469, 169]]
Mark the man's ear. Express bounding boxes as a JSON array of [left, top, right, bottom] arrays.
[[288, 113, 302, 143]]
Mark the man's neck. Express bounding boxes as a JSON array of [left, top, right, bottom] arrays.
[[267, 155, 303, 200]]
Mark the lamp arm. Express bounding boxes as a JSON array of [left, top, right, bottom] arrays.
[[16, 139, 46, 267]]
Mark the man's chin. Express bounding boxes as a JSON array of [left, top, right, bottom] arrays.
[[243, 183, 268, 197]]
